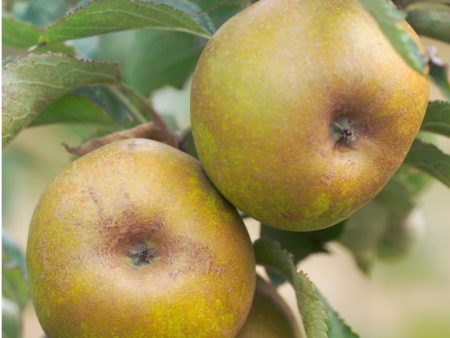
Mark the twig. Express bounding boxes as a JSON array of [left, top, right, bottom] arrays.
[[63, 122, 171, 156], [118, 83, 177, 147]]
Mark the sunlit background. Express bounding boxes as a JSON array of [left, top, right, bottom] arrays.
[[3, 9, 450, 338]]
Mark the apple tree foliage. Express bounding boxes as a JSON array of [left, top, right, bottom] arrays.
[[2, 0, 450, 337]]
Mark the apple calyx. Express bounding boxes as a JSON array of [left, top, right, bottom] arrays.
[[332, 117, 357, 146], [127, 242, 157, 266]]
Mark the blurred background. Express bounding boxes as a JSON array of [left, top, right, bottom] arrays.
[[3, 0, 450, 337]]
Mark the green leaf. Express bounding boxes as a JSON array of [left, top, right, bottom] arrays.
[[316, 292, 359, 338], [260, 224, 344, 264], [421, 100, 450, 137], [428, 51, 450, 100], [339, 203, 390, 273], [3, 16, 40, 50], [2, 232, 28, 310], [406, 3, 450, 43], [2, 15, 74, 54], [94, 31, 137, 64], [339, 167, 427, 271], [2, 298, 22, 338], [404, 139, 450, 187], [75, 86, 135, 124], [372, 175, 419, 261], [2, 52, 121, 147], [359, 0, 427, 73], [376, 174, 416, 222], [394, 165, 430, 198], [124, 0, 246, 96], [260, 224, 343, 286], [254, 239, 327, 338], [194, 0, 247, 28], [30, 93, 115, 127], [125, 30, 203, 95], [11, 0, 69, 27], [376, 209, 423, 261], [39, 0, 215, 45], [254, 238, 359, 338]]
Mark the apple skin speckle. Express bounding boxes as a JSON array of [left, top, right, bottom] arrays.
[[27, 139, 255, 338], [191, 0, 429, 231]]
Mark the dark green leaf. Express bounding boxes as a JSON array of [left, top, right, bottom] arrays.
[[339, 203, 390, 273], [339, 168, 425, 272], [194, 0, 247, 28], [2, 15, 74, 54], [254, 239, 327, 338], [376, 174, 416, 221], [74, 86, 135, 124], [404, 139, 450, 187], [421, 100, 450, 137], [372, 176, 419, 261], [316, 292, 359, 338], [393, 165, 430, 198], [40, 0, 215, 45], [2, 52, 121, 146], [428, 50, 450, 100], [260, 224, 344, 285], [29, 93, 115, 127], [180, 129, 199, 159], [260, 224, 344, 263], [406, 3, 450, 43], [2, 232, 28, 310], [376, 209, 422, 261], [254, 238, 359, 338], [359, 0, 427, 72], [124, 0, 246, 96], [125, 30, 204, 95]]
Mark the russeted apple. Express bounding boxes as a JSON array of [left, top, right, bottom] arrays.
[[191, 0, 429, 231], [238, 277, 301, 338], [26, 139, 255, 338]]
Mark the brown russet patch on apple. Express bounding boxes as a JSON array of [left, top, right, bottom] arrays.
[[98, 208, 163, 259], [159, 231, 227, 280], [327, 92, 378, 147], [93, 204, 226, 279], [124, 138, 156, 153], [85, 177, 226, 278]]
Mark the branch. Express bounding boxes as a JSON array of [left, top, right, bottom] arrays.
[[118, 83, 177, 147], [63, 122, 172, 156]]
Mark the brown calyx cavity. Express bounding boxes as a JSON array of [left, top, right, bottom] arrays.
[[127, 242, 157, 267], [332, 117, 357, 146]]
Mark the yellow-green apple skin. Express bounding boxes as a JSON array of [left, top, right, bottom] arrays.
[[190, 0, 430, 231], [26, 139, 256, 338], [237, 277, 301, 338]]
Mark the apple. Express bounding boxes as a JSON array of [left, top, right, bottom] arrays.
[[190, 0, 429, 231], [26, 139, 255, 337], [237, 277, 301, 338]]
